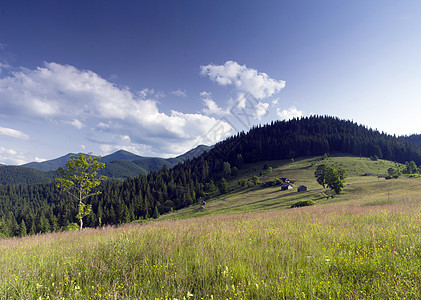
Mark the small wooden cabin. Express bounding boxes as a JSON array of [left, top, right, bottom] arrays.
[[281, 184, 293, 190], [297, 185, 307, 192]]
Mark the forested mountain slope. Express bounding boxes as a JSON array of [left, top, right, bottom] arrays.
[[0, 166, 57, 185]]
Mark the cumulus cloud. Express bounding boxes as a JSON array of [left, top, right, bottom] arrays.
[[201, 91, 230, 116], [171, 88, 187, 97], [201, 61, 286, 129], [200, 61, 286, 99], [277, 106, 303, 120], [202, 98, 230, 115], [0, 126, 29, 139], [254, 102, 270, 120], [0, 62, 231, 156]]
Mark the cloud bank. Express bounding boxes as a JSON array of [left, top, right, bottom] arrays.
[[0, 62, 232, 157], [0, 60, 291, 163]]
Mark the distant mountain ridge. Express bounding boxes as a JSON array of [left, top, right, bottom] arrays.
[[23, 153, 77, 172], [22, 145, 211, 172], [0, 145, 211, 185]]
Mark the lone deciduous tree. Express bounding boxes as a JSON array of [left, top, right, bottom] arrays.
[[56, 153, 106, 231], [315, 164, 346, 194]]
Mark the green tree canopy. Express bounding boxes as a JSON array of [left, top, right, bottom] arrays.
[[315, 164, 345, 194], [387, 167, 401, 178], [315, 164, 329, 188], [405, 161, 417, 174], [56, 153, 106, 231], [218, 178, 228, 194]]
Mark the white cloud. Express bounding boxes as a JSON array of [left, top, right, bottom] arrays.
[[203, 98, 226, 115], [0, 62, 231, 156], [0, 126, 29, 139], [0, 147, 17, 155], [121, 135, 131, 142], [277, 106, 303, 120], [138, 88, 165, 99], [200, 91, 211, 97], [254, 102, 270, 120], [171, 88, 187, 97], [97, 122, 110, 129], [0, 147, 28, 165], [200, 61, 286, 99], [200, 91, 230, 116], [34, 157, 46, 162], [64, 119, 84, 129], [201, 61, 286, 127], [0, 60, 10, 75], [201, 92, 230, 116]]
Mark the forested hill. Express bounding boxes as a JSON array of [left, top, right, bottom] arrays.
[[202, 116, 421, 166], [0, 166, 57, 185], [1, 115, 421, 237]]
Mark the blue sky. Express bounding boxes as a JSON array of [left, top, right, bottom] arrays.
[[1, 1, 421, 165]]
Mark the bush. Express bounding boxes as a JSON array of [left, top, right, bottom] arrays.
[[290, 200, 316, 208], [65, 223, 79, 231]]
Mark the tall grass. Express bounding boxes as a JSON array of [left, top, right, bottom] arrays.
[[2, 197, 421, 299]]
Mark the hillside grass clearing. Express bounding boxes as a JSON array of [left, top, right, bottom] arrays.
[[162, 155, 403, 220]]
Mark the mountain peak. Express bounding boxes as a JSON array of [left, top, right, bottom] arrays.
[[99, 150, 144, 163]]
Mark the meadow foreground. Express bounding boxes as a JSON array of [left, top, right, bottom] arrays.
[[2, 179, 421, 299]]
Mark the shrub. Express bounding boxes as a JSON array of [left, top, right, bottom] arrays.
[[65, 223, 79, 231], [290, 200, 316, 208]]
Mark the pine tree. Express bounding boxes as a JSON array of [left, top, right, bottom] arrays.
[[18, 219, 27, 237]]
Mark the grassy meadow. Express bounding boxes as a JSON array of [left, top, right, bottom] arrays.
[[1, 156, 421, 299]]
